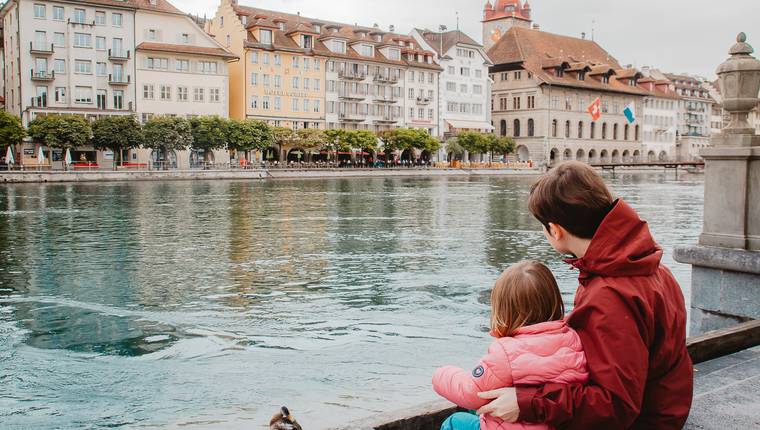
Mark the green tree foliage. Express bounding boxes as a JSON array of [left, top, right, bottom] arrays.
[[487, 134, 516, 159], [445, 137, 465, 160], [226, 119, 274, 154], [381, 128, 439, 159], [142, 116, 193, 153], [189, 116, 227, 152], [91, 115, 143, 168], [323, 128, 348, 152], [295, 128, 324, 151], [0, 111, 25, 147], [272, 126, 296, 147], [343, 129, 378, 152], [456, 131, 490, 156], [28, 114, 91, 151]]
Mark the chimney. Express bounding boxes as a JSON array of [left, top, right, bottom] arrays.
[[389, 24, 395, 32], [581, 32, 586, 40], [532, 23, 540, 30]]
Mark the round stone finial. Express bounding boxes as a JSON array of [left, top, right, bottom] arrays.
[[738, 32, 747, 43], [729, 32, 754, 56]]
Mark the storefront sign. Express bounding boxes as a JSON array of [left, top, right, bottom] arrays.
[[103, 151, 114, 161], [23, 148, 35, 156], [264, 89, 310, 98], [51, 149, 63, 162]]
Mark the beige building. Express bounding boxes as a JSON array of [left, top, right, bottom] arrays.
[[638, 75, 682, 161], [666, 73, 714, 161], [488, 26, 647, 165], [133, 0, 237, 169]]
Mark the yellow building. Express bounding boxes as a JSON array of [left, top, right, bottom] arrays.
[[208, 0, 326, 130]]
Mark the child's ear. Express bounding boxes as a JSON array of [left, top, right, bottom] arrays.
[[549, 223, 565, 240]]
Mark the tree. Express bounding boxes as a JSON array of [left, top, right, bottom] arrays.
[[295, 128, 324, 151], [323, 129, 348, 160], [91, 115, 143, 169], [142, 116, 193, 168], [189, 116, 228, 157], [445, 137, 465, 161], [272, 126, 296, 148], [28, 115, 91, 170], [456, 131, 490, 161], [0, 111, 25, 152], [343, 129, 377, 152], [226, 119, 274, 160], [487, 135, 516, 162]]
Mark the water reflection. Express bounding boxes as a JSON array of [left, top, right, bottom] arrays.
[[0, 174, 704, 429]]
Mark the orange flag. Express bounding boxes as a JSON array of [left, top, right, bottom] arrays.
[[587, 97, 602, 121]]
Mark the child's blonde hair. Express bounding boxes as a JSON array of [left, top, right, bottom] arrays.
[[490, 260, 565, 338]]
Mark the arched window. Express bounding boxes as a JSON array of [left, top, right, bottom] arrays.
[[513, 119, 521, 137], [635, 125, 640, 140], [578, 121, 584, 139], [565, 120, 571, 138], [528, 118, 535, 137], [590, 122, 596, 139], [624, 124, 630, 140], [602, 123, 608, 140], [551, 119, 558, 137], [500, 119, 507, 137], [613, 123, 619, 140]]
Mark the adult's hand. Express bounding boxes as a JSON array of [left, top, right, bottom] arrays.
[[476, 387, 519, 423]]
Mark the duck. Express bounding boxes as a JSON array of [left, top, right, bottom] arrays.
[[270, 406, 303, 430]]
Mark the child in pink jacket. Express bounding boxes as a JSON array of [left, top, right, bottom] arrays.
[[432, 261, 589, 430]]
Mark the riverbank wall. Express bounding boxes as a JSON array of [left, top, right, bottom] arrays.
[[0, 168, 542, 183]]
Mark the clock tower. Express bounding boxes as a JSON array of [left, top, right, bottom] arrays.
[[482, 0, 533, 52]]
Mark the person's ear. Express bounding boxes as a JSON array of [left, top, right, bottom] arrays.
[[548, 223, 566, 240]]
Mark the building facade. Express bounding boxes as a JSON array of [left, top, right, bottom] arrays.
[[638, 73, 681, 161], [482, 0, 532, 52], [488, 26, 647, 165], [412, 28, 493, 143], [666, 73, 714, 161]]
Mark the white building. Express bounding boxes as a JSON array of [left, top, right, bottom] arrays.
[[666, 73, 714, 161], [412, 28, 493, 145], [638, 76, 681, 161], [133, 0, 237, 169]]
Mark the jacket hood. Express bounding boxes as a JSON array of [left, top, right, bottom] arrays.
[[566, 199, 662, 279]]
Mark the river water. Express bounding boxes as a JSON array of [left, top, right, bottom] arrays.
[[0, 173, 704, 429]]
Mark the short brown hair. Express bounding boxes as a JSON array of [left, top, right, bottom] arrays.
[[528, 161, 615, 239], [491, 260, 565, 338]]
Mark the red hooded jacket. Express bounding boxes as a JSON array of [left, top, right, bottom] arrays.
[[516, 199, 693, 429]]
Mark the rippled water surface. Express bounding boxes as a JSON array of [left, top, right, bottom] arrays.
[[0, 173, 704, 429]]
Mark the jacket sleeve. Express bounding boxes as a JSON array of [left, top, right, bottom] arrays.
[[433, 344, 513, 411], [516, 286, 650, 429]]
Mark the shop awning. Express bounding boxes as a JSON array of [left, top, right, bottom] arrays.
[[446, 120, 495, 131]]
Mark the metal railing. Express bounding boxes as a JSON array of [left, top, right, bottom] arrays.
[[108, 49, 131, 60], [30, 41, 54, 54]]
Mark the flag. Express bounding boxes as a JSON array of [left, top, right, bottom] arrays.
[[623, 103, 636, 124], [5, 146, 13, 165], [587, 97, 602, 121]]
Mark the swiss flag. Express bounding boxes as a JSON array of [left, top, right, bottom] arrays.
[[587, 97, 602, 121]]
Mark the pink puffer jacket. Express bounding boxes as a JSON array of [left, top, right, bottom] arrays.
[[432, 321, 588, 430]]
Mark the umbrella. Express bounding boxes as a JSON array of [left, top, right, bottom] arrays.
[[64, 148, 72, 166], [6, 146, 14, 165], [37, 146, 45, 165]]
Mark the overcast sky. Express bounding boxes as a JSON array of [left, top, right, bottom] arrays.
[[183, 0, 759, 79]]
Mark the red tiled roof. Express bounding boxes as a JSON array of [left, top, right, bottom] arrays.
[[136, 42, 238, 59], [484, 0, 531, 22], [488, 27, 651, 96], [417, 29, 483, 56], [234, 5, 442, 70]]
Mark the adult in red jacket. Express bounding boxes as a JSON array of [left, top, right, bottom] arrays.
[[478, 162, 693, 429]]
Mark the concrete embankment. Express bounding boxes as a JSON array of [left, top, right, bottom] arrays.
[[0, 168, 541, 183]]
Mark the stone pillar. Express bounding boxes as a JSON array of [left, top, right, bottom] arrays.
[[675, 33, 760, 335]]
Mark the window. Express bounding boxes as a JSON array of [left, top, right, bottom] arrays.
[[513, 97, 521, 110], [73, 9, 86, 24], [273, 54, 281, 66], [578, 121, 584, 139], [147, 57, 169, 70], [292, 77, 299, 89], [194, 87, 204, 102], [263, 74, 270, 87], [95, 11, 106, 25], [314, 100, 321, 113], [251, 73, 258, 85], [55, 87, 66, 103], [273, 75, 280, 88], [143, 84, 154, 100], [428, 109, 434, 120], [54, 59, 65, 73], [176, 59, 190, 72], [360, 44, 373, 57], [473, 85, 483, 95], [181, 33, 190, 44], [448, 66, 455, 75], [315, 58, 320, 70], [565, 120, 571, 138], [262, 54, 269, 65], [408, 88, 414, 99], [148, 29, 157, 41], [210, 88, 221, 103], [527, 95, 535, 109], [460, 67, 470, 77], [552, 119, 558, 137], [446, 82, 456, 92], [304, 78, 310, 90], [292, 56, 300, 68], [513, 119, 521, 137], [113, 90, 124, 109], [613, 123, 619, 140], [96, 37, 106, 50], [514, 71, 522, 80], [53, 6, 64, 20], [199, 61, 218, 74], [160, 85, 171, 101], [226, 35, 231, 47], [303, 99, 310, 112], [590, 122, 596, 139], [251, 52, 258, 63], [54, 32, 65, 47], [250, 95, 258, 109], [315, 79, 320, 91], [263, 97, 270, 110], [500, 120, 507, 136], [96, 62, 106, 76], [460, 84, 467, 93], [74, 86, 92, 104], [75, 60, 92, 74], [528, 119, 535, 137], [112, 13, 122, 27], [177, 86, 188, 101], [292, 98, 299, 111], [73, 33, 92, 48], [602, 123, 608, 139], [274, 97, 281, 110], [302, 35, 313, 49], [331, 40, 346, 54], [96, 90, 107, 109], [34, 4, 46, 19], [260, 29, 273, 44]]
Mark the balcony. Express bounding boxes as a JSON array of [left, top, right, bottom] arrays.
[[338, 91, 367, 101], [373, 74, 398, 84], [108, 74, 131, 85], [375, 95, 398, 104], [31, 69, 55, 81], [416, 96, 432, 105], [30, 42, 54, 55], [338, 112, 366, 123], [108, 49, 131, 61], [30, 95, 48, 108], [338, 70, 366, 81], [374, 115, 398, 124]]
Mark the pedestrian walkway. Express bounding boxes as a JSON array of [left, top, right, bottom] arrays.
[[685, 346, 760, 429]]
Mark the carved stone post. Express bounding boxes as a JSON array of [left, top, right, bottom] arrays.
[[674, 33, 760, 335]]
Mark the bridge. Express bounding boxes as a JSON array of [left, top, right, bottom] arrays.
[[548, 161, 706, 174]]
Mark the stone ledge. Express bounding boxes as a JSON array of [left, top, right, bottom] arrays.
[[674, 245, 760, 275]]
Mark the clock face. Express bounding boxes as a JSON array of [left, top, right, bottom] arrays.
[[491, 26, 504, 42]]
